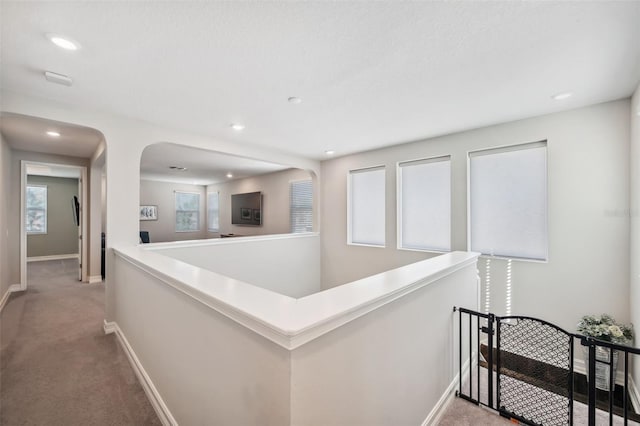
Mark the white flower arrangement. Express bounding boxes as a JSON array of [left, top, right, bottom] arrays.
[[577, 314, 634, 345]]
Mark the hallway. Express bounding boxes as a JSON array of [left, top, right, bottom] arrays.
[[0, 259, 160, 425]]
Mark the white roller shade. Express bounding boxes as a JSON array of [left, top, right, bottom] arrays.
[[399, 156, 451, 251], [469, 142, 548, 260], [349, 166, 385, 246]]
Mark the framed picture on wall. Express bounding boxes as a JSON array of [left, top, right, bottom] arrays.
[[240, 208, 251, 220], [140, 205, 158, 221]]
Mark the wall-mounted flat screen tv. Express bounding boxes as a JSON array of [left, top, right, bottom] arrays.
[[231, 191, 262, 226]]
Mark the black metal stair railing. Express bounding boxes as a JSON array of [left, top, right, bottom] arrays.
[[581, 336, 640, 425], [454, 306, 640, 426]]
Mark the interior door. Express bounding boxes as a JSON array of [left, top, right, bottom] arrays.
[[76, 178, 82, 281]]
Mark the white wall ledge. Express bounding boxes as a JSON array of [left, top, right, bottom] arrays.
[[142, 232, 319, 250], [114, 238, 479, 350]]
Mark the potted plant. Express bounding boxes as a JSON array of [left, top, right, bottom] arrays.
[[577, 314, 634, 391]]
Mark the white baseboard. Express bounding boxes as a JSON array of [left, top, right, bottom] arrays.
[[103, 320, 117, 334], [104, 321, 176, 426], [0, 284, 24, 312], [629, 375, 640, 415], [422, 356, 473, 426], [0, 288, 12, 312], [573, 357, 627, 386], [27, 253, 79, 262], [88, 275, 103, 284], [575, 356, 640, 413]]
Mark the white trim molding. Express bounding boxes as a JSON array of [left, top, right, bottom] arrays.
[[573, 357, 627, 386], [422, 356, 473, 426], [104, 321, 176, 426], [88, 275, 103, 284], [574, 356, 640, 413], [27, 253, 79, 262], [629, 375, 640, 415], [0, 284, 23, 312], [103, 320, 116, 334]]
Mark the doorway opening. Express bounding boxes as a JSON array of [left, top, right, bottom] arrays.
[[20, 161, 88, 289]]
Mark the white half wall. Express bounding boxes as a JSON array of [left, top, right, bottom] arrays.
[[112, 241, 479, 425], [112, 255, 292, 426], [321, 99, 631, 336], [289, 262, 478, 426], [149, 233, 320, 298]]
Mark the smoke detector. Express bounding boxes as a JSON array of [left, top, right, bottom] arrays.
[[44, 71, 73, 86]]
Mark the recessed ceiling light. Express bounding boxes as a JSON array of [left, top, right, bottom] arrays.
[[46, 34, 80, 51], [226, 173, 233, 178], [552, 92, 573, 101], [288, 96, 302, 104], [230, 123, 245, 131], [325, 150, 335, 155], [46, 131, 60, 137]]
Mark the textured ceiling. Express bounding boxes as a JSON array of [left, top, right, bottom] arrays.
[[0, 112, 103, 158], [1, 1, 639, 160]]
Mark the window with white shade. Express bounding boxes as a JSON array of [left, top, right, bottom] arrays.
[[348, 166, 385, 246], [290, 180, 313, 233], [175, 191, 200, 232], [26, 185, 47, 234], [398, 156, 451, 252], [207, 192, 219, 232], [469, 141, 548, 261]]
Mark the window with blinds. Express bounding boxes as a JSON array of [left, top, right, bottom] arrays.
[[469, 141, 548, 261], [290, 180, 313, 233], [398, 156, 451, 251], [207, 192, 219, 232], [348, 166, 385, 246]]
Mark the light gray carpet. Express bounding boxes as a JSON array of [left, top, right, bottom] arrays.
[[0, 259, 161, 425]]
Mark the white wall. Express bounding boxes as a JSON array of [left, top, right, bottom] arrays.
[[290, 263, 478, 426], [1, 90, 320, 321], [112, 243, 478, 425], [113, 255, 292, 425], [321, 100, 631, 335], [139, 179, 208, 243], [207, 168, 313, 237], [0, 132, 13, 298], [152, 234, 321, 298], [630, 83, 640, 393]]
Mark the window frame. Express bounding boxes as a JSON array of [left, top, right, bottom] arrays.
[[174, 191, 200, 232], [347, 165, 386, 248], [467, 140, 548, 262], [397, 155, 452, 253], [26, 184, 48, 235]]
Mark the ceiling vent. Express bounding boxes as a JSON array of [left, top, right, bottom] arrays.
[[44, 71, 73, 86]]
